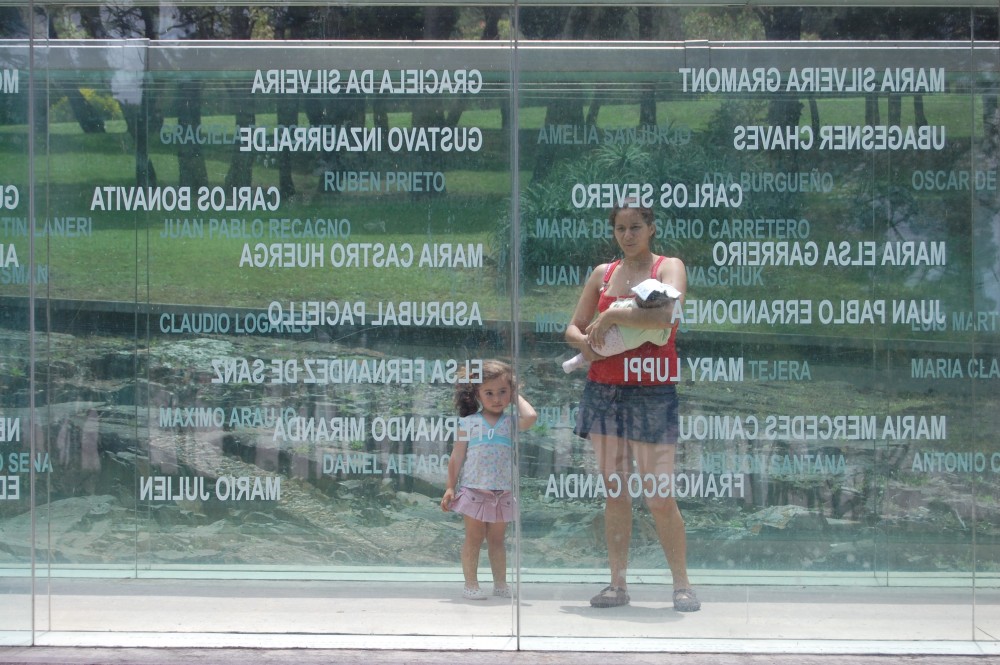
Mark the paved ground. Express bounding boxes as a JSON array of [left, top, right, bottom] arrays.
[[3, 577, 1000, 663], [1, 650, 1000, 665]]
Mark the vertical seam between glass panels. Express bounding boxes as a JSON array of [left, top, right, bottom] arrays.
[[27, 0, 37, 645], [510, 0, 523, 649], [138, 38, 152, 580]]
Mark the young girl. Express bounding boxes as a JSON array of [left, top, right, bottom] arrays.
[[440, 360, 537, 600]]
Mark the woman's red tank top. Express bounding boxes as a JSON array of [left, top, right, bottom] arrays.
[[587, 256, 680, 386]]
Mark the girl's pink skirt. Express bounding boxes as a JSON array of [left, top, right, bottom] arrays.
[[450, 487, 516, 523]]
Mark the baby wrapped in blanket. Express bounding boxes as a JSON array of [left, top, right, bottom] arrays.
[[562, 278, 681, 373]]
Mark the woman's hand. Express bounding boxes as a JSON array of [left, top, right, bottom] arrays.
[[585, 309, 617, 350]]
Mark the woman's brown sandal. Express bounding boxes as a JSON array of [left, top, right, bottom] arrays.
[[673, 587, 701, 612], [590, 585, 630, 608]]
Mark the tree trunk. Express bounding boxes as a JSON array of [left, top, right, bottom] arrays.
[[176, 79, 208, 190], [276, 97, 297, 200], [888, 94, 901, 125], [532, 100, 584, 182], [865, 94, 880, 125], [224, 6, 255, 190], [224, 105, 256, 189], [66, 89, 106, 133], [757, 8, 805, 130], [808, 97, 820, 136], [123, 100, 156, 188], [983, 95, 999, 160], [271, 7, 311, 200], [48, 11, 106, 134], [914, 95, 928, 127], [409, 7, 461, 197]]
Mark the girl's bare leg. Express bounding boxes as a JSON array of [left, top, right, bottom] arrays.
[[486, 521, 508, 589], [462, 516, 487, 588]]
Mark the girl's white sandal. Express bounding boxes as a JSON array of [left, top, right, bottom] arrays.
[[463, 586, 488, 600]]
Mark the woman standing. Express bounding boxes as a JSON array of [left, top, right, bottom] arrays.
[[565, 204, 700, 612]]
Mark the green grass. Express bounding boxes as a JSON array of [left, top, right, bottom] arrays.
[[22, 194, 511, 315]]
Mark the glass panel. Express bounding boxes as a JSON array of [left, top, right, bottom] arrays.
[[32, 4, 516, 638], [0, 29, 32, 645], [26, 37, 146, 634], [516, 4, 998, 646], [971, 14, 1000, 639]]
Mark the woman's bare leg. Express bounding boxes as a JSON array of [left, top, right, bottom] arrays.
[[632, 441, 691, 591], [591, 433, 632, 589]]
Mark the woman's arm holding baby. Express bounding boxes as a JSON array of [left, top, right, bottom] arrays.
[[588, 257, 686, 339], [565, 264, 609, 361]]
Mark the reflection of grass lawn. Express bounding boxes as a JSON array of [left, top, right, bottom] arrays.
[[27, 196, 506, 311], [10, 201, 982, 339], [0, 88, 986, 334], [0, 112, 516, 308]]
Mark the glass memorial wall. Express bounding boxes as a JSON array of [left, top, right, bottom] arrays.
[[0, 0, 999, 651]]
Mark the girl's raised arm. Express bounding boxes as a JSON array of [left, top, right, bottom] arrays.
[[515, 394, 537, 431]]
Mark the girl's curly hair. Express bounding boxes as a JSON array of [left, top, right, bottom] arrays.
[[454, 359, 515, 417]]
